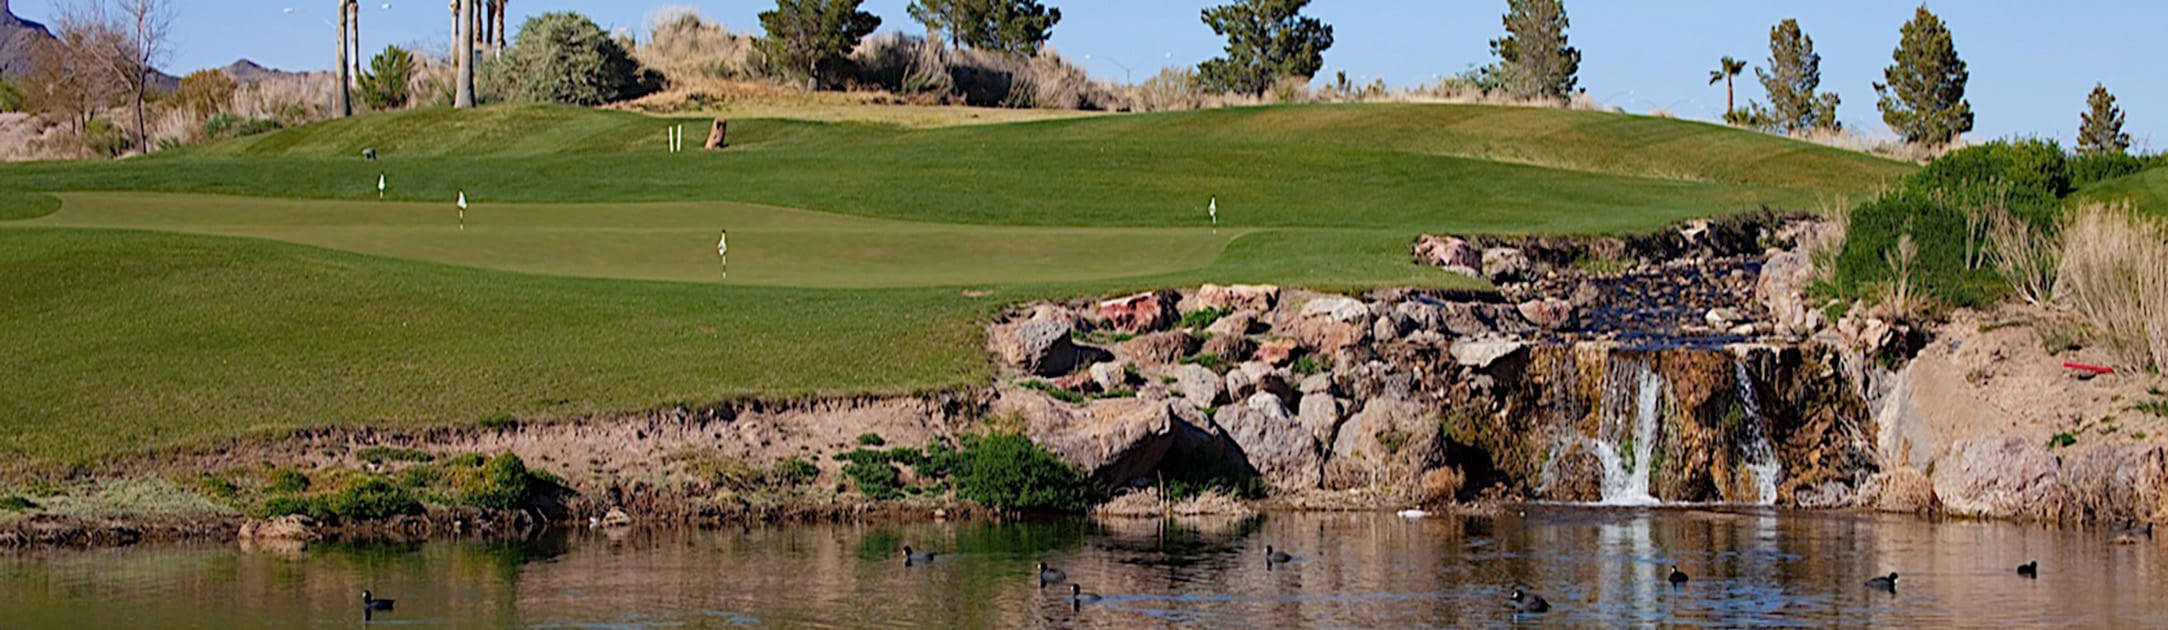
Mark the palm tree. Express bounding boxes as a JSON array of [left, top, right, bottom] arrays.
[[490, 0, 509, 52], [336, 0, 351, 117], [454, 0, 474, 107], [1708, 56, 1747, 115]]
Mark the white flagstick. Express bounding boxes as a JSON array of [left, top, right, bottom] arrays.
[[717, 229, 730, 280], [377, 173, 386, 200], [457, 191, 468, 231], [1209, 196, 1218, 234]]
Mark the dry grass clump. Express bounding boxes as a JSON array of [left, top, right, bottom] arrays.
[[226, 74, 335, 128], [851, 33, 1115, 110], [1788, 127, 1950, 163], [636, 7, 763, 84], [2053, 202, 2168, 371]]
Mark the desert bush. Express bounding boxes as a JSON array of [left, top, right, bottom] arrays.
[[457, 453, 537, 510], [1909, 138, 2069, 212], [842, 459, 905, 500], [226, 74, 332, 127], [171, 70, 237, 120], [357, 46, 416, 110], [203, 113, 281, 140], [0, 79, 21, 113], [638, 8, 763, 83], [2069, 152, 2147, 187], [1988, 207, 2058, 307], [483, 12, 657, 106], [261, 477, 422, 521], [2054, 203, 2168, 371], [851, 33, 1109, 109], [81, 118, 131, 156], [1835, 141, 2074, 310], [949, 433, 1090, 512]]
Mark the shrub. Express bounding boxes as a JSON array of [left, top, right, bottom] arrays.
[[638, 8, 763, 82], [851, 33, 1111, 110], [1021, 379, 1085, 404], [479, 411, 517, 429], [458, 453, 538, 510], [483, 12, 656, 106], [950, 433, 1090, 512], [1834, 141, 2079, 310], [1180, 353, 1223, 370], [772, 458, 820, 486], [1909, 139, 2069, 212], [196, 472, 240, 499], [1290, 355, 1321, 376], [2053, 203, 2168, 371], [0, 78, 21, 113], [357, 447, 435, 465], [171, 70, 237, 121], [1180, 308, 1229, 331], [0, 495, 37, 511], [267, 469, 311, 494], [357, 46, 415, 110], [856, 433, 886, 447], [82, 119, 132, 157], [263, 477, 423, 521], [843, 460, 905, 500], [203, 114, 281, 140], [2069, 152, 2147, 188]]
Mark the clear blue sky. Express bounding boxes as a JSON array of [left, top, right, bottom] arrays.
[[26, 0, 2158, 148]]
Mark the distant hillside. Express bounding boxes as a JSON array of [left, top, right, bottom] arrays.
[[0, 0, 55, 78], [221, 59, 315, 85]]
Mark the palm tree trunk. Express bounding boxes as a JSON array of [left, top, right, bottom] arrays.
[[1725, 78, 1734, 115], [454, 0, 474, 108], [492, 0, 507, 52], [336, 1, 351, 117], [349, 1, 362, 91]]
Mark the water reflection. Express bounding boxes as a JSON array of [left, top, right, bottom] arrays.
[[1, 507, 2163, 628]]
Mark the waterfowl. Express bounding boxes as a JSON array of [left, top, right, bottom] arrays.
[[2111, 520, 2153, 545], [2017, 561, 2037, 578], [1068, 583, 1102, 604], [361, 590, 395, 612], [1397, 508, 1431, 519], [1507, 588, 1550, 613], [1264, 545, 1293, 565], [1668, 566, 1689, 585], [1038, 562, 1067, 588], [902, 546, 939, 566], [1864, 573, 1899, 592]]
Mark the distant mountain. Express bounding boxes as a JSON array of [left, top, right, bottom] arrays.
[[0, 0, 57, 79], [221, 59, 315, 85]]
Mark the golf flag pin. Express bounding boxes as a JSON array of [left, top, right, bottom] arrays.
[[377, 173, 386, 199], [457, 191, 468, 231]]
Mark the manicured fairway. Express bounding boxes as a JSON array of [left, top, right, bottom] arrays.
[[0, 102, 1918, 468], [30, 193, 1244, 287]]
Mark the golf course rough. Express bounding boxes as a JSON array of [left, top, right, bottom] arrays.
[[0, 102, 1918, 468]]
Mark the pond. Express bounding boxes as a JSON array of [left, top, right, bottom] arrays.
[[1, 507, 2162, 628]]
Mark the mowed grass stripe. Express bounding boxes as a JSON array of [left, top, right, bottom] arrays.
[[27, 193, 1243, 287]]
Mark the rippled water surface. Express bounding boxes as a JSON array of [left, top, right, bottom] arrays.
[[2, 507, 2163, 628]]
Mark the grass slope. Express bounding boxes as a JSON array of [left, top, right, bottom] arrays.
[[2076, 166, 2168, 216], [0, 103, 1912, 467]]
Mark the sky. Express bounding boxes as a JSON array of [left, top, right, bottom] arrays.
[[22, 0, 2160, 148]]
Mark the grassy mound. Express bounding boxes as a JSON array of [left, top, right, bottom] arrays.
[[0, 103, 1913, 468]]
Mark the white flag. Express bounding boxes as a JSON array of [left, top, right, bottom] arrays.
[[717, 231, 729, 257], [377, 174, 386, 192], [457, 191, 468, 210]]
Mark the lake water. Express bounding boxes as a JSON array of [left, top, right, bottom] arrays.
[[1, 507, 2162, 628]]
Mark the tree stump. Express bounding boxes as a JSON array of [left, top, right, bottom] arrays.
[[704, 118, 729, 150]]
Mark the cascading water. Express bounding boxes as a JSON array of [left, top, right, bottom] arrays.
[[1734, 359, 1782, 506], [1591, 360, 1664, 506]]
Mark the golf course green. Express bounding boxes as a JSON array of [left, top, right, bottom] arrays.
[[0, 102, 1915, 467]]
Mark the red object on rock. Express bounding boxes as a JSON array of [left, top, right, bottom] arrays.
[[2063, 361, 2114, 375]]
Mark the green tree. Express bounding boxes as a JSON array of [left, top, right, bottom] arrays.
[[1196, 0, 1334, 96], [759, 0, 882, 90], [1875, 5, 1973, 145], [909, 0, 1061, 55], [1488, 0, 1580, 100], [2077, 84, 2130, 156], [0, 78, 20, 113], [1708, 56, 1745, 115], [482, 12, 653, 106], [357, 45, 415, 110], [1753, 18, 1841, 133]]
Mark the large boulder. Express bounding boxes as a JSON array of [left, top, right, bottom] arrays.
[[1115, 331, 1195, 367], [1324, 398, 1442, 491], [1300, 296, 1370, 323], [1291, 297, 1372, 355], [1297, 395, 1345, 447], [989, 317, 1100, 377], [1450, 339, 1526, 369], [1198, 334, 1255, 364], [1482, 247, 1532, 283], [1218, 392, 1323, 491], [1089, 362, 1132, 393], [1256, 338, 1301, 367], [1222, 362, 1293, 402], [1414, 235, 1482, 277], [1516, 298, 1578, 332], [1757, 249, 1824, 337], [1171, 364, 1226, 406], [1005, 392, 1194, 487], [1932, 438, 2062, 521], [1099, 290, 1179, 334], [1204, 310, 1260, 338], [1190, 284, 1280, 313]]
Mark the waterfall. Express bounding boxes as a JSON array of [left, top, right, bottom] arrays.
[[1734, 359, 1782, 506], [1593, 360, 1663, 506]]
